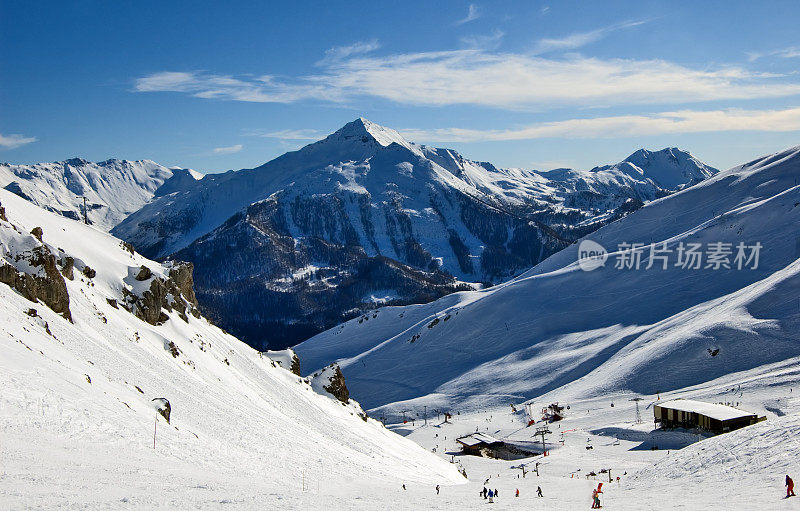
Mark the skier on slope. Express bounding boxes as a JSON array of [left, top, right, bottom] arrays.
[[436, 484, 440, 495], [515, 488, 519, 497], [537, 486, 543, 497], [482, 487, 488, 499], [488, 489, 494, 503], [787, 475, 796, 497]]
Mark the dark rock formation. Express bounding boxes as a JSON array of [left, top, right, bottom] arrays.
[[60, 256, 74, 280], [322, 364, 350, 403], [290, 352, 301, 376], [121, 261, 199, 325], [135, 265, 152, 281], [30, 227, 43, 242], [167, 262, 198, 308], [82, 265, 96, 279], [0, 244, 72, 321]]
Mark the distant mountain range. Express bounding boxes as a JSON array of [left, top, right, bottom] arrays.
[[3, 119, 718, 349], [0, 158, 202, 231]]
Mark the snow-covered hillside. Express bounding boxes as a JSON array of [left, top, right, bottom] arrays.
[[0, 189, 464, 509], [296, 144, 800, 413], [0, 158, 201, 231], [113, 119, 716, 349]]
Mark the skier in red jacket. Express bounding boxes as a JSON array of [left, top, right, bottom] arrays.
[[787, 475, 795, 497]]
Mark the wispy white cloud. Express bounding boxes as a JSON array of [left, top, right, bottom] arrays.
[[318, 40, 380, 65], [532, 19, 649, 54], [0, 133, 37, 150], [398, 106, 800, 142], [456, 4, 480, 25], [460, 30, 504, 50], [253, 129, 322, 140], [747, 46, 800, 62], [213, 144, 243, 154], [135, 48, 800, 111], [540, 6, 550, 15]]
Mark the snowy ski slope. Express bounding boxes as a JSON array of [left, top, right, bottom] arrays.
[[0, 188, 464, 509]]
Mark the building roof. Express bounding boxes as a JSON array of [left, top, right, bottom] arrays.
[[656, 399, 756, 422], [456, 433, 502, 447]]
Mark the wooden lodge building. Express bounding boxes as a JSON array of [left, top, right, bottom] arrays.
[[456, 433, 536, 460], [654, 399, 765, 434], [456, 433, 504, 456]]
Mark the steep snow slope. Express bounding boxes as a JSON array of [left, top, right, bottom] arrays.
[[0, 158, 200, 231], [296, 145, 800, 412], [0, 189, 464, 508]]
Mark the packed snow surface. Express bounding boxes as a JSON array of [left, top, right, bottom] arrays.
[[0, 188, 464, 509]]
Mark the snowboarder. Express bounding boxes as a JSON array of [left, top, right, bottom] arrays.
[[787, 475, 796, 497], [488, 489, 494, 503], [436, 485, 440, 495], [537, 486, 543, 497], [592, 482, 603, 508]]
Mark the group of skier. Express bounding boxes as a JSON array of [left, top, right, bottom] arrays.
[[480, 486, 499, 503]]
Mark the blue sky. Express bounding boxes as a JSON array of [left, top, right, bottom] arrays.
[[3, 0, 800, 172]]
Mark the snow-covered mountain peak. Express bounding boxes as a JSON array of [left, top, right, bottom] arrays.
[[328, 118, 417, 152], [624, 147, 717, 188]]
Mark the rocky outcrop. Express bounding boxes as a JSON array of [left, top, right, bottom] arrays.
[[321, 364, 350, 403], [0, 231, 72, 321], [265, 349, 302, 376], [122, 261, 200, 325], [167, 261, 198, 308], [290, 352, 301, 376], [60, 256, 74, 280], [0, 203, 6, 222], [135, 265, 152, 281]]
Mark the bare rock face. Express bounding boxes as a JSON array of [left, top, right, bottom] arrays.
[[0, 203, 6, 222], [290, 352, 301, 376], [135, 265, 152, 281], [122, 261, 200, 325], [322, 364, 350, 403], [0, 242, 72, 322], [167, 261, 198, 308], [30, 227, 43, 242], [60, 256, 74, 280]]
